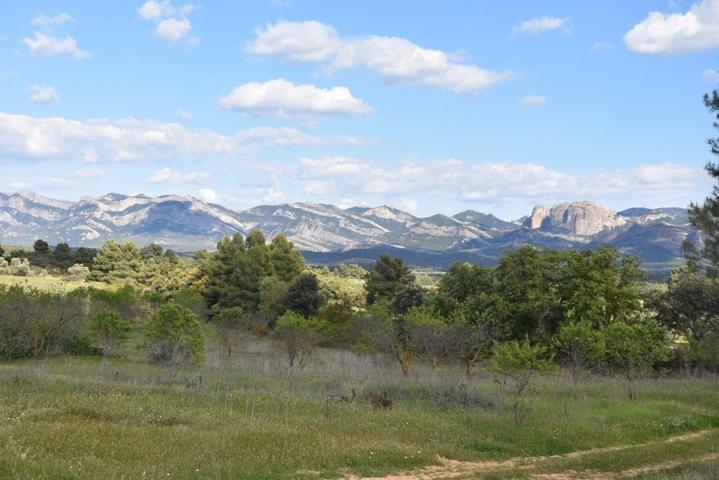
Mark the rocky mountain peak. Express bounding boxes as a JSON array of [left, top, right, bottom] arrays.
[[526, 201, 626, 236]]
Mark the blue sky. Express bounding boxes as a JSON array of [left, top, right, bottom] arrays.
[[1, 0, 718, 219]]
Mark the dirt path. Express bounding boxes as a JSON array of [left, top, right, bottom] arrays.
[[342, 429, 717, 480]]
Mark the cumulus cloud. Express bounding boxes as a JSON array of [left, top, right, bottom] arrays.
[[519, 95, 546, 107], [0, 112, 361, 162], [624, 0, 719, 54], [295, 157, 703, 207], [246, 20, 513, 94], [196, 187, 218, 203], [30, 13, 73, 30], [137, 0, 198, 45], [69, 167, 105, 178], [703, 68, 719, 82], [23, 31, 90, 59], [512, 16, 572, 36], [218, 78, 372, 118], [27, 84, 59, 104], [10, 177, 75, 190], [148, 167, 210, 184]]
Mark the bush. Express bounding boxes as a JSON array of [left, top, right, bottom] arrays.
[[272, 311, 319, 368], [67, 263, 90, 277], [214, 307, 250, 358], [600, 320, 671, 399], [9, 258, 32, 276], [0, 286, 91, 359], [145, 303, 205, 366], [90, 310, 132, 356], [490, 339, 554, 424], [552, 320, 604, 393]]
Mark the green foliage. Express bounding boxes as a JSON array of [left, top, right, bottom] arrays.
[[269, 235, 304, 282], [687, 86, 719, 277], [552, 320, 604, 390], [144, 303, 205, 365], [490, 338, 554, 424], [214, 306, 250, 358], [600, 320, 671, 398], [652, 267, 719, 343], [90, 310, 132, 356], [272, 310, 319, 368], [87, 240, 143, 284], [33, 239, 49, 254], [0, 286, 92, 359], [560, 247, 644, 327], [365, 255, 416, 307], [285, 272, 323, 316]]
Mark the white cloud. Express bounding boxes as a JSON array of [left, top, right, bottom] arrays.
[[519, 95, 546, 107], [10, 177, 75, 190], [31, 13, 73, 30], [23, 31, 90, 59], [624, 0, 719, 54], [395, 197, 419, 213], [70, 167, 105, 178], [703, 68, 719, 82], [303, 180, 329, 195], [512, 16, 572, 36], [295, 157, 703, 207], [137, 0, 198, 45], [0, 112, 360, 162], [218, 78, 372, 117], [148, 167, 210, 184], [174, 109, 192, 120], [247, 20, 513, 94], [27, 84, 59, 104], [591, 41, 614, 52], [196, 188, 218, 203]]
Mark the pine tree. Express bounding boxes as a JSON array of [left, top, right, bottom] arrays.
[[269, 234, 304, 282]]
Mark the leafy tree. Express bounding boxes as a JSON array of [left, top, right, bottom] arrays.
[[559, 248, 644, 327], [0, 245, 5, 258], [269, 235, 304, 282], [33, 239, 49, 254], [686, 84, 719, 277], [552, 320, 604, 396], [272, 310, 319, 368], [285, 272, 323, 317], [392, 283, 425, 314], [445, 311, 501, 377], [601, 320, 670, 399], [488, 247, 562, 341], [140, 243, 164, 260], [402, 307, 449, 369], [258, 275, 289, 321], [365, 255, 415, 306], [651, 267, 719, 343], [87, 240, 143, 284], [490, 339, 553, 424], [145, 303, 205, 365], [90, 310, 132, 357], [53, 242, 72, 264], [74, 247, 97, 266]]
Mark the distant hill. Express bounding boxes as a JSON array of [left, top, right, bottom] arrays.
[[0, 192, 694, 274]]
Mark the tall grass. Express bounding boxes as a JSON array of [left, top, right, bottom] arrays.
[[0, 326, 717, 479]]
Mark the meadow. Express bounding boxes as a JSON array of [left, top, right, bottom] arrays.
[[0, 326, 717, 480]]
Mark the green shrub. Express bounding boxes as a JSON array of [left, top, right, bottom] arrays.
[[272, 311, 319, 368], [90, 310, 132, 356], [145, 303, 205, 366]]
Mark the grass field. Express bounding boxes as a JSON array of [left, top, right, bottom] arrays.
[[0, 325, 717, 479], [0, 274, 109, 293]]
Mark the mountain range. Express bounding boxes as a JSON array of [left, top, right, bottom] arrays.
[[0, 192, 695, 276]]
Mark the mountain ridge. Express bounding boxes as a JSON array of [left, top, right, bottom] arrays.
[[0, 192, 693, 274]]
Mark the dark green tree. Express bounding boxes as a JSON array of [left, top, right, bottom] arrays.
[[269, 234, 304, 282], [140, 243, 164, 260], [53, 243, 73, 267], [33, 239, 49, 254], [365, 255, 415, 306], [285, 272, 323, 317], [686, 84, 719, 277]]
